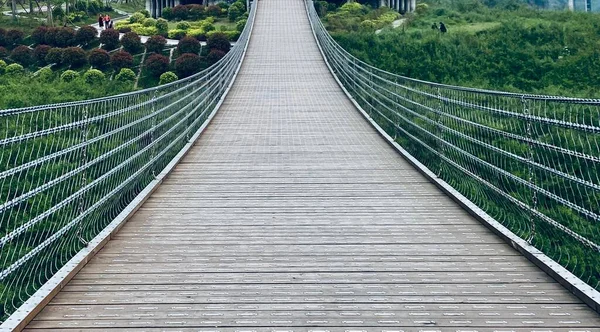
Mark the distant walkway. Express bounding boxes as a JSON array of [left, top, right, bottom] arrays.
[[24, 0, 600, 330]]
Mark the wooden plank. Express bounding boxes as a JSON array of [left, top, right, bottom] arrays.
[[26, 0, 600, 329]]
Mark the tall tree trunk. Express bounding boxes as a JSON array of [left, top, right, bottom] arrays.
[[11, 0, 17, 20], [47, 1, 53, 26]]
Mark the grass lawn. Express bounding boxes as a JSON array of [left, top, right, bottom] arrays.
[[112, 1, 146, 14]]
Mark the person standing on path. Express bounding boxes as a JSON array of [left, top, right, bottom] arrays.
[[98, 14, 104, 29], [104, 14, 111, 29]]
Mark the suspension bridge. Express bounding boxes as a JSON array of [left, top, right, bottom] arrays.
[[1, 0, 599, 330]]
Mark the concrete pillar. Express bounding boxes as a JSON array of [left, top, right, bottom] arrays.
[[411, 0, 416, 12], [399, 0, 404, 12]]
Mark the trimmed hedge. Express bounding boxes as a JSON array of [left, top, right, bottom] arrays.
[[62, 47, 88, 68], [177, 36, 200, 55], [159, 71, 178, 85], [110, 50, 134, 70], [89, 48, 110, 68], [145, 53, 169, 77], [121, 32, 143, 54], [100, 29, 120, 50], [175, 53, 200, 78], [10, 46, 33, 66], [145, 35, 167, 53]]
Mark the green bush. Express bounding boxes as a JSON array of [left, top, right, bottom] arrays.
[[130, 12, 146, 23], [0, 60, 6, 74], [177, 21, 191, 30], [168, 29, 187, 39], [227, 1, 245, 22], [187, 29, 206, 40], [83, 68, 105, 84], [34, 67, 53, 81], [161, 7, 174, 20], [60, 69, 79, 82], [236, 19, 247, 32], [140, 9, 151, 18], [143, 18, 157, 27], [159, 71, 178, 85], [115, 68, 136, 82], [156, 18, 169, 36], [5, 63, 24, 76]]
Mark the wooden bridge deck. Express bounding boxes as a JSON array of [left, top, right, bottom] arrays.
[[25, 0, 600, 330]]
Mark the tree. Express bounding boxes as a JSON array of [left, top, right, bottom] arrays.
[[175, 53, 201, 77], [177, 36, 200, 55], [100, 28, 120, 50], [144, 53, 169, 77], [207, 32, 230, 52], [121, 32, 143, 54], [145, 35, 167, 53], [62, 47, 88, 68], [10, 46, 33, 66], [110, 50, 134, 70], [76, 26, 98, 45], [89, 48, 110, 68]]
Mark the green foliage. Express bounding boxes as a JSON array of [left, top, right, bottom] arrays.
[[0, 60, 6, 74], [34, 67, 53, 82], [115, 68, 136, 82], [159, 71, 178, 85], [83, 69, 105, 84], [168, 29, 187, 39], [325, 0, 600, 98], [60, 70, 79, 82], [236, 19, 247, 32], [177, 21, 192, 30], [156, 18, 169, 35], [130, 12, 147, 23], [228, 1, 246, 22], [4, 63, 23, 76], [143, 18, 157, 27]]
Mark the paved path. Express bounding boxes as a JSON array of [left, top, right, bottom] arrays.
[[24, 0, 600, 330]]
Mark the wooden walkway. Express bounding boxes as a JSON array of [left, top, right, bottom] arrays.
[[25, 0, 600, 330]]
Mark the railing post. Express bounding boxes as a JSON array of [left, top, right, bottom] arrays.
[[436, 87, 444, 177], [76, 105, 90, 245], [522, 95, 538, 244], [151, 91, 158, 177]]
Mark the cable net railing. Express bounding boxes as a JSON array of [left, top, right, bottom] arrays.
[[0, 3, 255, 321], [307, 1, 600, 290]]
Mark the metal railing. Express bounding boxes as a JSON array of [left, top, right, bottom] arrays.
[[307, 1, 600, 290], [0, 3, 256, 321]]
